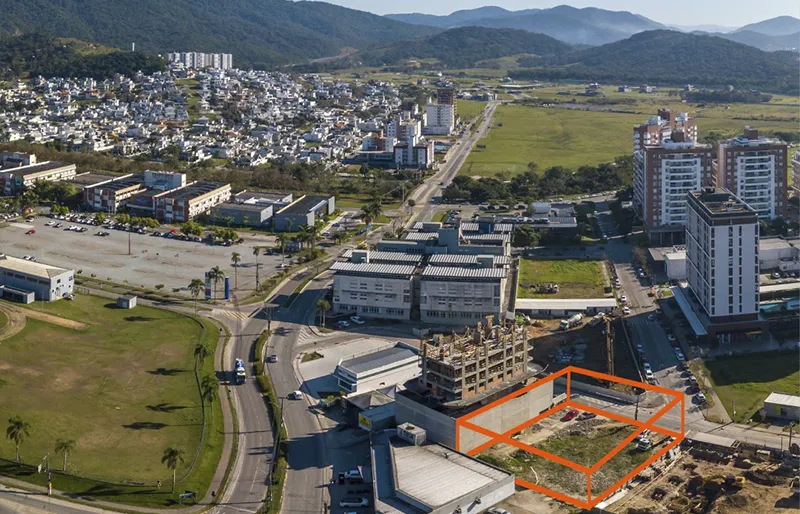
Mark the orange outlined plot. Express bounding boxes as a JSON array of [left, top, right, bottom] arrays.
[[455, 365, 685, 510]]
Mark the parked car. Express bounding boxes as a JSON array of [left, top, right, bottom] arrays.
[[561, 409, 579, 422], [337, 320, 350, 329], [25, 229, 35, 235], [350, 316, 364, 325], [623, 306, 631, 315], [267, 354, 278, 363], [645, 369, 655, 381], [695, 392, 707, 404], [340, 497, 368, 508], [634, 429, 651, 442], [288, 390, 304, 400], [620, 295, 627, 304], [577, 412, 597, 421]]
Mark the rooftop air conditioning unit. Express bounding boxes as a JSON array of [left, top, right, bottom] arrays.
[[397, 423, 426, 446]]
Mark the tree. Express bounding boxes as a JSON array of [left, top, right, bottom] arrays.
[[512, 225, 540, 248], [194, 343, 212, 369], [230, 252, 241, 289], [316, 299, 330, 327], [208, 266, 225, 299], [54, 439, 76, 471], [252, 247, 261, 291], [188, 278, 204, 314], [299, 224, 319, 250], [6, 415, 31, 463], [161, 447, 185, 494], [201, 375, 220, 425], [407, 199, 416, 207], [116, 213, 131, 225], [95, 212, 106, 225]]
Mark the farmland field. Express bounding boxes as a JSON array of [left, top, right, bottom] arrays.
[[457, 99, 487, 121], [460, 102, 799, 177], [0, 295, 222, 508]]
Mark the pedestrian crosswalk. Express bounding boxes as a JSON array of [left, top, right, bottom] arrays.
[[214, 309, 250, 321]]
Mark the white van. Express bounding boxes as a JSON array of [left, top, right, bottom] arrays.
[[289, 390, 303, 400]]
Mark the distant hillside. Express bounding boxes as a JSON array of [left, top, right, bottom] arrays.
[[0, 0, 439, 67], [0, 33, 164, 79], [719, 30, 800, 51], [513, 30, 799, 95], [352, 27, 571, 68], [386, 5, 664, 46], [736, 16, 800, 36]]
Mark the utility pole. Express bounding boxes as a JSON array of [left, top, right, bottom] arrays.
[[128, 231, 131, 255], [634, 394, 640, 422]]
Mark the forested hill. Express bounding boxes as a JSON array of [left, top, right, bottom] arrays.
[[0, 0, 439, 67], [354, 27, 571, 68], [513, 30, 799, 95], [0, 34, 165, 79]]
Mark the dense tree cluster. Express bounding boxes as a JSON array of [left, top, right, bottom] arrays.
[[0, 34, 164, 80], [684, 90, 772, 103], [442, 156, 633, 204]]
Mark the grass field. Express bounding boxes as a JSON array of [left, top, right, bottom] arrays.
[[457, 100, 486, 121], [518, 259, 606, 299], [335, 195, 401, 210], [0, 309, 7, 330], [0, 295, 223, 508], [460, 103, 799, 177], [699, 351, 800, 423]]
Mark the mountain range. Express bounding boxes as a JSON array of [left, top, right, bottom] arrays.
[[0, 0, 437, 67]]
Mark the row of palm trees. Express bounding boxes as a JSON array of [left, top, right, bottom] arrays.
[[6, 418, 76, 472]]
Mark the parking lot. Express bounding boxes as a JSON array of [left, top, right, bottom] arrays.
[[0, 216, 286, 293]]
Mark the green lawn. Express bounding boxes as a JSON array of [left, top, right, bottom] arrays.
[[459, 103, 799, 177], [518, 259, 606, 299], [0, 309, 7, 330], [336, 195, 401, 210], [457, 99, 486, 121], [699, 351, 800, 423], [0, 295, 223, 508]]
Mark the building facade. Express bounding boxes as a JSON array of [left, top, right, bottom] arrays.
[[420, 265, 507, 324], [166, 52, 233, 70], [686, 189, 759, 324], [792, 151, 800, 195], [154, 181, 231, 223], [633, 131, 713, 243], [83, 174, 146, 212], [424, 103, 455, 136], [273, 194, 335, 231], [0, 161, 77, 195], [331, 261, 415, 320], [0, 254, 74, 301], [334, 343, 420, 394], [715, 128, 788, 219]]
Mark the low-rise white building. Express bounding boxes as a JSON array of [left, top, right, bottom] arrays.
[[424, 103, 454, 135], [0, 254, 74, 301], [420, 265, 507, 324], [331, 261, 416, 320], [334, 343, 420, 394]]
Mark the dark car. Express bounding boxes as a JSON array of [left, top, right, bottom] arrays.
[[561, 409, 579, 422]]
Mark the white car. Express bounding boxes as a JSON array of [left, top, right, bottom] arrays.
[[337, 320, 350, 328], [643, 362, 652, 373], [675, 350, 686, 361], [350, 316, 364, 325], [620, 295, 627, 304], [288, 390, 304, 400], [634, 429, 651, 442], [645, 369, 655, 381], [623, 306, 631, 315]]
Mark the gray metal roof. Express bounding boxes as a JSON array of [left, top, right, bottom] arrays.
[[339, 346, 419, 375], [330, 261, 416, 277], [462, 233, 510, 243], [404, 232, 438, 241], [341, 250, 423, 264], [460, 222, 514, 234], [764, 392, 800, 409], [427, 254, 510, 266], [420, 266, 507, 279], [0, 255, 71, 279], [392, 442, 511, 509]]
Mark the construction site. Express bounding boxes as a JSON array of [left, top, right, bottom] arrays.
[[527, 317, 640, 393], [606, 439, 799, 513], [420, 317, 530, 403]]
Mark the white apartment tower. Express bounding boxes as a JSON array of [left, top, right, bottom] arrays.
[[424, 103, 455, 135], [686, 189, 759, 325], [715, 127, 788, 220], [633, 109, 697, 152], [633, 129, 713, 244]]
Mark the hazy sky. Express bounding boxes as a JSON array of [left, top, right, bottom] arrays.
[[322, 0, 799, 28]]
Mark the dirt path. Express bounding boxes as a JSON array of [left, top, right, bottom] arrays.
[[0, 303, 26, 341], [21, 308, 89, 330]]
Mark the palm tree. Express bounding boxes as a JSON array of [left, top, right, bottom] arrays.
[[54, 439, 76, 471], [188, 278, 204, 314], [208, 266, 225, 299], [316, 299, 330, 327], [161, 447, 185, 494], [6, 416, 31, 463], [230, 252, 241, 289], [300, 224, 320, 251], [252, 247, 261, 292], [194, 343, 212, 369], [360, 204, 374, 226], [275, 234, 286, 255], [201, 375, 220, 425]]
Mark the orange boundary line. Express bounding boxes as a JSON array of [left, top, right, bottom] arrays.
[[455, 366, 686, 509], [591, 436, 683, 505]]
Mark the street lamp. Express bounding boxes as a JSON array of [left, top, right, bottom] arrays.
[[264, 302, 277, 333]]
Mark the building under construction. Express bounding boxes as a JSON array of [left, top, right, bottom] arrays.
[[420, 317, 529, 403]]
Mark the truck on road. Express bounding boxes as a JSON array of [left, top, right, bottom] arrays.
[[235, 358, 246, 384]]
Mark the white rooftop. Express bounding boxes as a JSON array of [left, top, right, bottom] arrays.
[[515, 298, 617, 310], [392, 443, 510, 509], [0, 254, 71, 279], [764, 392, 800, 409]]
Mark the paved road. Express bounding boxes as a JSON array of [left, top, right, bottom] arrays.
[[407, 101, 500, 228], [215, 298, 274, 514]]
